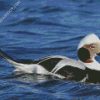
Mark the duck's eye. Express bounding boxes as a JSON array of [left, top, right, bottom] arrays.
[[89, 44, 95, 49]]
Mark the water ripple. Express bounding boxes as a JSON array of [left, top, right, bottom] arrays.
[[0, 0, 100, 99], [40, 6, 65, 13]]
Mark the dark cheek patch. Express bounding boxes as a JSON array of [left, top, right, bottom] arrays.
[[78, 47, 90, 62]]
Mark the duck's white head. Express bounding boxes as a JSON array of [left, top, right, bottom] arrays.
[[77, 33, 100, 63]]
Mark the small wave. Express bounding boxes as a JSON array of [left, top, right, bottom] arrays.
[[8, 30, 43, 36], [40, 6, 65, 13], [6, 17, 68, 28], [9, 47, 44, 54], [48, 35, 84, 45], [35, 80, 100, 99], [6, 17, 40, 26]]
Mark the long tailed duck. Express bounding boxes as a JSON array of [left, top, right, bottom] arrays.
[[0, 33, 100, 83]]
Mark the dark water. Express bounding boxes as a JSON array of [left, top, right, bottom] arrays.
[[0, 0, 100, 99]]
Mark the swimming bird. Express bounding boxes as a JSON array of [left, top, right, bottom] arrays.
[[0, 34, 100, 83], [78, 34, 100, 83]]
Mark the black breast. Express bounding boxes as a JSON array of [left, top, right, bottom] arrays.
[[86, 68, 100, 83]]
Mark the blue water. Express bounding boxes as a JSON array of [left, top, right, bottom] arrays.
[[0, 0, 100, 99]]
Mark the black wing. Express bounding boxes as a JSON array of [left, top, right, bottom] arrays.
[[56, 66, 86, 81]]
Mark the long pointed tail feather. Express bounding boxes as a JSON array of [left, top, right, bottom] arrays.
[[0, 49, 19, 66]]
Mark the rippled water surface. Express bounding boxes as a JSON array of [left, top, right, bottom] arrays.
[[0, 0, 100, 100]]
